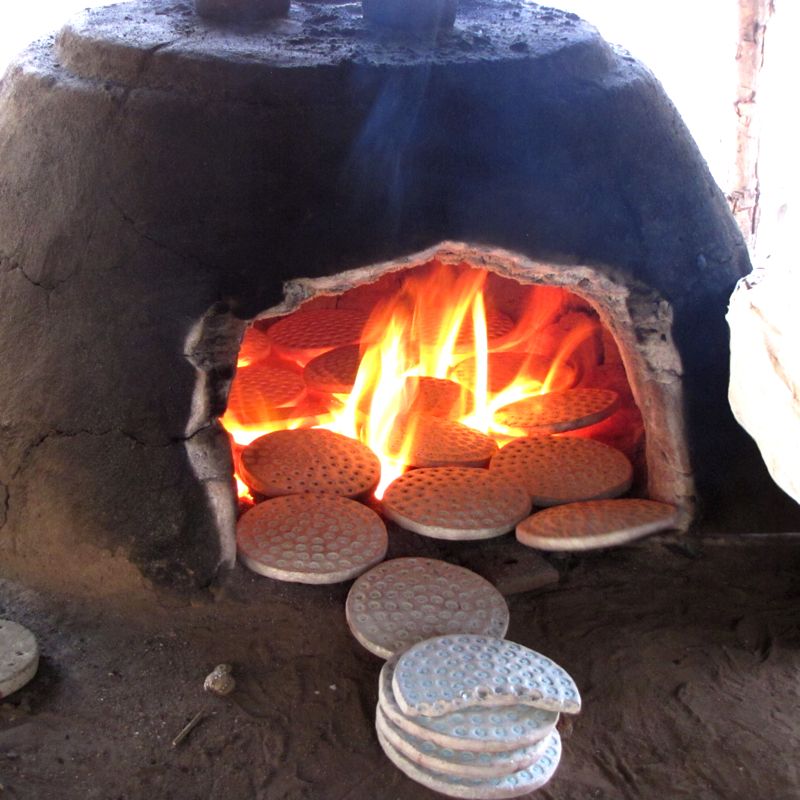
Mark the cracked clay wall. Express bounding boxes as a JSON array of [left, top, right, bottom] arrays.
[[0, 48, 235, 590]]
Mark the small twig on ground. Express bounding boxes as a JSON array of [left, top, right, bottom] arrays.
[[171, 710, 205, 747]]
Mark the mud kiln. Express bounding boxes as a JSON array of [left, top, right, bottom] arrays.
[[0, 0, 783, 590]]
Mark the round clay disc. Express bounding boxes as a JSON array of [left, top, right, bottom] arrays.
[[451, 352, 577, 394], [236, 494, 388, 583], [376, 703, 549, 779], [376, 721, 562, 799], [345, 558, 509, 658], [303, 345, 362, 394], [237, 325, 272, 367], [495, 388, 619, 433], [381, 468, 530, 540], [516, 498, 678, 551], [489, 436, 632, 506], [267, 309, 369, 362], [409, 377, 470, 419], [240, 428, 381, 498], [226, 363, 307, 424], [389, 417, 498, 469], [237, 396, 340, 430], [378, 656, 559, 754], [418, 311, 514, 355], [358, 378, 472, 421], [392, 635, 581, 717], [0, 620, 39, 699]]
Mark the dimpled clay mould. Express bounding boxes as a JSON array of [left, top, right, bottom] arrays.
[[389, 416, 499, 469], [378, 656, 559, 754], [516, 498, 678, 551], [495, 388, 619, 433], [490, 436, 633, 506], [375, 704, 550, 779], [236, 493, 387, 583], [381, 468, 531, 540], [226, 363, 306, 424], [240, 428, 381, 498], [267, 308, 369, 362], [345, 558, 509, 658], [392, 635, 581, 717], [376, 724, 562, 799], [451, 352, 577, 394], [0, 620, 39, 699], [303, 345, 361, 394]]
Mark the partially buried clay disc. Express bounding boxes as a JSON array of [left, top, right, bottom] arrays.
[[451, 352, 577, 394], [378, 656, 559, 754], [303, 345, 361, 393], [495, 388, 619, 433], [490, 436, 632, 506], [516, 498, 678, 551], [375, 704, 550, 779], [376, 722, 561, 799], [345, 558, 509, 658], [236, 494, 388, 583], [240, 428, 381, 498], [389, 417, 498, 469], [226, 363, 306, 424], [381, 467, 530, 540], [267, 309, 369, 362], [393, 635, 581, 717], [0, 620, 39, 699]]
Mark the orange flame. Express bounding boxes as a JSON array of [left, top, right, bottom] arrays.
[[222, 263, 601, 500]]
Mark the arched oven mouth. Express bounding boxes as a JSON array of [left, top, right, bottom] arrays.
[[205, 243, 691, 560]]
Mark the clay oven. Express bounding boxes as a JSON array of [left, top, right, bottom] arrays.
[[0, 0, 772, 590]]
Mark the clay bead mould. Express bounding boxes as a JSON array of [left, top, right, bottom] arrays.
[[392, 635, 582, 717], [489, 436, 633, 506], [376, 719, 562, 799], [345, 558, 509, 658], [417, 311, 515, 355], [495, 388, 619, 433], [381, 468, 531, 540], [451, 352, 577, 394], [375, 704, 550, 779], [516, 498, 679, 551], [377, 656, 559, 753], [389, 417, 499, 469], [240, 428, 381, 498], [226, 364, 306, 424], [0, 620, 39, 699], [236, 493, 388, 583], [304, 345, 362, 394], [267, 309, 369, 362]]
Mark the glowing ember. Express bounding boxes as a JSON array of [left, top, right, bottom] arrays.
[[222, 263, 603, 500]]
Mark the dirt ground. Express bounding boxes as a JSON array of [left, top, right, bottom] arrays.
[[1, 535, 799, 800]]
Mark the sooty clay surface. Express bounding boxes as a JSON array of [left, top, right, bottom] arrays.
[[1, 0, 790, 590]]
